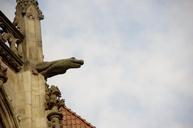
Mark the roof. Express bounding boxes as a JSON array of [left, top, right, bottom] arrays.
[[60, 106, 96, 128]]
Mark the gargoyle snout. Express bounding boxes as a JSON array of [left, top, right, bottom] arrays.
[[71, 57, 84, 65], [79, 60, 84, 65]]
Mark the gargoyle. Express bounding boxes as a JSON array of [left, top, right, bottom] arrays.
[[35, 57, 84, 78]]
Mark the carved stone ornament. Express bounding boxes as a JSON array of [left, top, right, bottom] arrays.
[[47, 111, 63, 128], [36, 57, 84, 79], [45, 84, 65, 111], [45, 84, 65, 128], [0, 32, 22, 57]]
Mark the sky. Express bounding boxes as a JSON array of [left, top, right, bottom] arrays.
[[1, 0, 193, 128]]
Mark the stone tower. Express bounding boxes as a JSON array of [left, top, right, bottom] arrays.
[[0, 0, 94, 128]]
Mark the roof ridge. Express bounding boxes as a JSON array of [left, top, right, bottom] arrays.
[[60, 105, 96, 128]]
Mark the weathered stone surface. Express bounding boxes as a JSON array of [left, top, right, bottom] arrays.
[[14, 71, 47, 128], [13, 2, 44, 65]]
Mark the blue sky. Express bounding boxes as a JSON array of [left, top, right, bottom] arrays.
[[1, 0, 193, 128]]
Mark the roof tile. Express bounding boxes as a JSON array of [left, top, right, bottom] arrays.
[[60, 106, 95, 128]]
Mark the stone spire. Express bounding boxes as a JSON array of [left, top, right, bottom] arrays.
[[14, 0, 44, 66]]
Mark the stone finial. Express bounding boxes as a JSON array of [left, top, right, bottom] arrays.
[[36, 57, 84, 79]]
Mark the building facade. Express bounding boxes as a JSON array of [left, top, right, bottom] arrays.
[[0, 0, 94, 128]]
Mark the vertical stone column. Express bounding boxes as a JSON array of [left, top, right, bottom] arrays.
[[15, 71, 47, 128], [14, 0, 44, 65], [12, 1, 47, 128]]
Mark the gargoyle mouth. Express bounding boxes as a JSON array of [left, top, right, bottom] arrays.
[[70, 57, 84, 65]]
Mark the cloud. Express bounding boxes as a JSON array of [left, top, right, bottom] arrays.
[[0, 0, 16, 20], [43, 1, 193, 127]]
